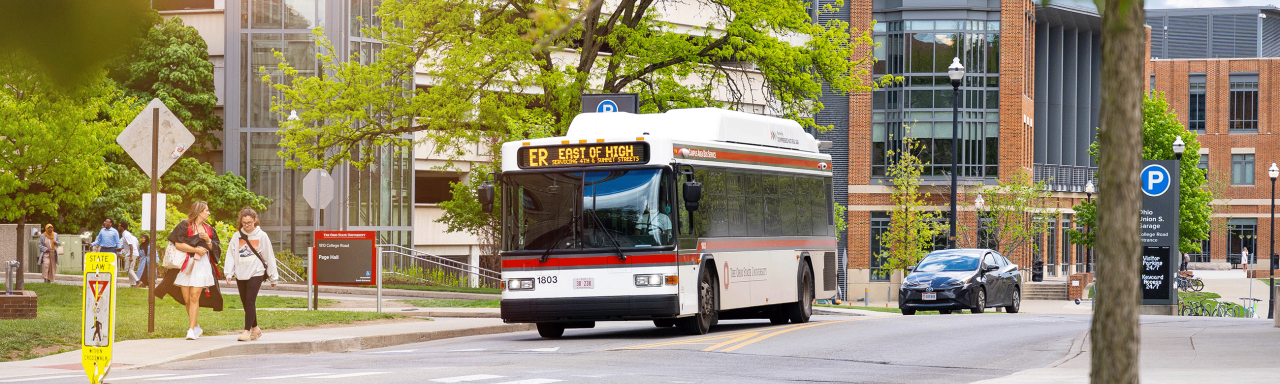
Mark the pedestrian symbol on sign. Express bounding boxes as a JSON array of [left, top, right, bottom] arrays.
[[597, 100, 619, 113]]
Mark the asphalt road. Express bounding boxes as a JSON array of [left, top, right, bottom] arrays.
[[85, 313, 1089, 384]]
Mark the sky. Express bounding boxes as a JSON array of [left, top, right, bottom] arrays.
[[1054, 0, 1277, 9]]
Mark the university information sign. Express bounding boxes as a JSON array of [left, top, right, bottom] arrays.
[[1139, 160, 1180, 306], [82, 252, 118, 384]]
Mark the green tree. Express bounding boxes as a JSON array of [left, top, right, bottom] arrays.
[[1068, 92, 1211, 255], [877, 131, 943, 276], [0, 55, 123, 289], [108, 13, 223, 154], [956, 170, 1051, 258], [0, 1, 151, 86]]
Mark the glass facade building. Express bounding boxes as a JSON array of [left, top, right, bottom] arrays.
[[226, 0, 412, 255]]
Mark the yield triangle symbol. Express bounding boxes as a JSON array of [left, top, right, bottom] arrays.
[[89, 281, 109, 302]]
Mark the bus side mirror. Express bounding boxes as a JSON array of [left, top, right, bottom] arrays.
[[477, 183, 495, 214], [683, 181, 702, 211]]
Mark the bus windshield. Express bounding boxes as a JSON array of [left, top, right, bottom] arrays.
[[502, 168, 673, 252]]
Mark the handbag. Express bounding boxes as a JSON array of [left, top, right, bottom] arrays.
[[162, 243, 189, 272]]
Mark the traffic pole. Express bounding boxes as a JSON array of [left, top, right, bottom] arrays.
[[147, 107, 158, 333]]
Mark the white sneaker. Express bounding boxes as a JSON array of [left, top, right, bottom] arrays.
[[186, 329, 196, 340], [194, 326, 203, 338]]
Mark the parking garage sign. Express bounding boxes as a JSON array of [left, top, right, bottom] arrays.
[[1140, 160, 1180, 305]]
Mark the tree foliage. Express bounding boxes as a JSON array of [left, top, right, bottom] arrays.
[[109, 13, 223, 154], [267, 0, 892, 171], [878, 131, 943, 275], [1068, 92, 1211, 254], [956, 171, 1050, 258]]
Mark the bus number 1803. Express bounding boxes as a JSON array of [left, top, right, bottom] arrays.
[[538, 276, 558, 284]]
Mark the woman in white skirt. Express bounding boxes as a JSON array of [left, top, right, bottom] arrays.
[[167, 201, 223, 340]]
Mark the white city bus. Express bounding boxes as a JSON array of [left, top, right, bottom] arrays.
[[479, 108, 839, 338]]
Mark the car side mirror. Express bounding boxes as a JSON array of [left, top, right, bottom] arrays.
[[906, 265, 915, 272], [683, 181, 702, 211], [477, 183, 495, 214], [983, 264, 998, 272]]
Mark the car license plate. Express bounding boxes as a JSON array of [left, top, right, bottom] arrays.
[[574, 278, 594, 289], [922, 292, 937, 301]]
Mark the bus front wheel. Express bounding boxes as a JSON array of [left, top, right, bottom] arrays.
[[536, 323, 565, 338], [680, 268, 717, 335]]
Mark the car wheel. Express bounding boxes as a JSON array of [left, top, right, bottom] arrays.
[[971, 289, 986, 314], [653, 319, 676, 328], [786, 263, 814, 324], [536, 323, 565, 338], [679, 268, 716, 335], [939, 309, 952, 314], [1006, 289, 1021, 313]]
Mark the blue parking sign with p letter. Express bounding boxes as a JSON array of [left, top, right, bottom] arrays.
[[1141, 164, 1171, 197]]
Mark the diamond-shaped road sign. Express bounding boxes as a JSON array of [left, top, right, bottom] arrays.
[[117, 99, 195, 179], [302, 169, 335, 209]]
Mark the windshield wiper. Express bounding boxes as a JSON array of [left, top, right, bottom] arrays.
[[585, 208, 626, 261], [540, 215, 575, 263]]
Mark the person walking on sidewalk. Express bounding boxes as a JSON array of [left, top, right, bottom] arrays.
[[157, 201, 224, 340], [134, 234, 152, 287], [37, 224, 58, 283], [90, 218, 120, 254], [118, 221, 140, 285], [225, 207, 278, 342]]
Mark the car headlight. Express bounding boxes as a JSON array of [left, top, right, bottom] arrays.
[[940, 280, 966, 288], [902, 280, 922, 288], [507, 278, 535, 290]]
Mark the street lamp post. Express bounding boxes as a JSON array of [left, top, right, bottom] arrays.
[[1172, 136, 1185, 161], [975, 195, 986, 249], [948, 57, 965, 249], [1269, 163, 1278, 319], [1085, 180, 1095, 273]]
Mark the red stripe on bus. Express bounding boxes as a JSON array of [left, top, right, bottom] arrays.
[[673, 147, 823, 169], [503, 254, 675, 269]]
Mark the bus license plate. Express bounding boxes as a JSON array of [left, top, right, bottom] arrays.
[[574, 278, 594, 289], [922, 292, 937, 301]]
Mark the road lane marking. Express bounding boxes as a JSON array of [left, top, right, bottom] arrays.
[[449, 348, 487, 352], [145, 374, 229, 381], [611, 325, 798, 350], [494, 380, 563, 384], [701, 332, 761, 352], [250, 373, 329, 380], [104, 374, 178, 380], [0, 375, 83, 383], [719, 318, 867, 352], [368, 349, 416, 354], [309, 372, 392, 379], [516, 347, 559, 352], [431, 374, 505, 383]]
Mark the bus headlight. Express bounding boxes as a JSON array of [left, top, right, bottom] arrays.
[[508, 278, 535, 290], [634, 274, 665, 287]]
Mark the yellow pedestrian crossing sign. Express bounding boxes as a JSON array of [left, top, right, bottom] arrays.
[[82, 252, 117, 384]]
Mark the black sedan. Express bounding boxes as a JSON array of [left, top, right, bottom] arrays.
[[898, 249, 1022, 315]]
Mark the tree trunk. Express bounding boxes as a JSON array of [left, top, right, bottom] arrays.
[[14, 215, 25, 291], [1092, 1, 1145, 383]]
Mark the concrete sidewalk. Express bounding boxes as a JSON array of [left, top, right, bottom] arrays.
[[974, 316, 1280, 383], [0, 318, 534, 381]]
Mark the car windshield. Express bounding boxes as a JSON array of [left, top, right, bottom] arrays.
[[915, 253, 980, 272], [501, 168, 673, 252]]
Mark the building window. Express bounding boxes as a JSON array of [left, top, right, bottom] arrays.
[[1229, 77, 1258, 132], [1046, 219, 1058, 277], [870, 212, 891, 281], [415, 176, 459, 204], [1189, 239, 1211, 263], [1188, 76, 1205, 132], [1228, 219, 1258, 265], [1231, 154, 1254, 185], [1197, 154, 1209, 180]]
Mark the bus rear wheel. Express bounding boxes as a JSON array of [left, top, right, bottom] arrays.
[[680, 269, 717, 335], [786, 263, 814, 324], [536, 323, 565, 338]]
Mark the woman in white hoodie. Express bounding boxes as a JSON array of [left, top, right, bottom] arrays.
[[225, 207, 278, 341]]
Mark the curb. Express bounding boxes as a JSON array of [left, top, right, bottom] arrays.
[[1049, 330, 1089, 368], [126, 323, 536, 369]]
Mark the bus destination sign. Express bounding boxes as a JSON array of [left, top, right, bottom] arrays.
[[518, 142, 648, 168]]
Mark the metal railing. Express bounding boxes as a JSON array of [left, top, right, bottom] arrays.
[[275, 262, 304, 282], [378, 244, 501, 288], [1033, 163, 1098, 192]]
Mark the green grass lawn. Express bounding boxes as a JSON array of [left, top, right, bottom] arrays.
[[396, 299, 501, 308], [381, 284, 500, 295], [0, 283, 397, 362], [815, 303, 1003, 315], [1256, 278, 1279, 286]]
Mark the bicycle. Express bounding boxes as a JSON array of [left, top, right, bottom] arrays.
[[1176, 272, 1204, 292], [1240, 297, 1262, 318]]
